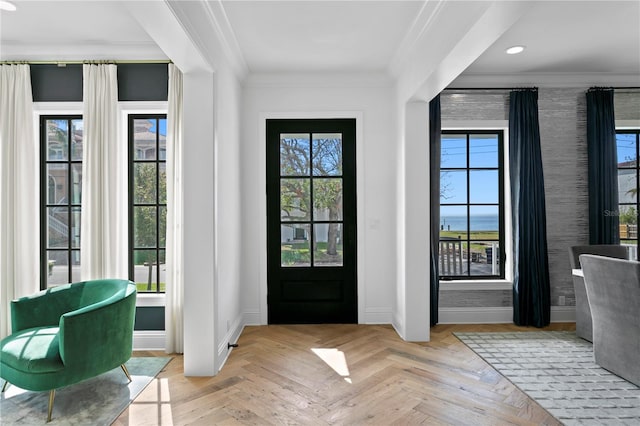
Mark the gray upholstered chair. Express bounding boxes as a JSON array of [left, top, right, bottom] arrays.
[[580, 254, 640, 387], [568, 245, 628, 341]]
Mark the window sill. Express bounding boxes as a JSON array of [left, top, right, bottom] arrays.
[[136, 293, 166, 307], [439, 280, 512, 291]]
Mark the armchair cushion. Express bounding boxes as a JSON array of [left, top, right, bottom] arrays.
[[1, 327, 63, 374]]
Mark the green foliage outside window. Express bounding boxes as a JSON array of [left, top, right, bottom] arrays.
[[133, 163, 167, 264]]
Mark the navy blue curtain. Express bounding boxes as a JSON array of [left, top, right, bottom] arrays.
[[586, 88, 619, 244], [429, 94, 441, 326], [509, 89, 551, 327]]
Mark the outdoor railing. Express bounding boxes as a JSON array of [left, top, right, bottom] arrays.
[[439, 237, 463, 275], [620, 224, 638, 239]]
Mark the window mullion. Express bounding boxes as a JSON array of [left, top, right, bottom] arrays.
[[67, 118, 73, 284], [157, 118, 162, 292], [309, 133, 315, 267], [466, 134, 471, 277]]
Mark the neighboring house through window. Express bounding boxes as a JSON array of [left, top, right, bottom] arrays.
[[439, 130, 505, 280], [40, 116, 83, 289]]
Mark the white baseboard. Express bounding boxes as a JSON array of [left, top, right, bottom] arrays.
[[243, 310, 262, 326], [217, 316, 245, 372], [438, 306, 576, 324], [363, 308, 394, 324], [438, 307, 512, 324], [133, 330, 165, 351], [550, 306, 576, 323]]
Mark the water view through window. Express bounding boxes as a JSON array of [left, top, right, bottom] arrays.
[[440, 130, 504, 279]]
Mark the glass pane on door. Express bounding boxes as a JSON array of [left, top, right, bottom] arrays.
[[281, 179, 310, 221], [281, 224, 311, 267], [313, 223, 343, 266], [312, 133, 342, 176], [313, 178, 343, 220], [280, 134, 310, 176]]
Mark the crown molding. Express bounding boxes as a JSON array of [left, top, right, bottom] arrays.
[[450, 72, 640, 88], [388, 0, 446, 78], [201, 0, 249, 80], [0, 41, 166, 62], [163, 0, 247, 79], [245, 72, 393, 89]]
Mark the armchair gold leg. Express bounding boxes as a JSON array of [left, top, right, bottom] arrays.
[[47, 389, 55, 422], [1, 380, 9, 392], [121, 364, 132, 383]]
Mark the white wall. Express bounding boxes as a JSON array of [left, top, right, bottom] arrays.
[[215, 62, 244, 366], [240, 73, 397, 325]]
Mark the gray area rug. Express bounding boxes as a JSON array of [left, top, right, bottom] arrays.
[[0, 356, 171, 425], [455, 331, 640, 425]]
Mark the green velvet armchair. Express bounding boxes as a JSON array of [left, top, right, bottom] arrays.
[[0, 279, 137, 422]]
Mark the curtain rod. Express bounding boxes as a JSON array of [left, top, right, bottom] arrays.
[[445, 86, 640, 91], [1, 60, 172, 66], [444, 87, 514, 91]]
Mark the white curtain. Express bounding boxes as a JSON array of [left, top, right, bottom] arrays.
[[165, 64, 184, 354], [0, 65, 39, 338], [80, 64, 127, 280]]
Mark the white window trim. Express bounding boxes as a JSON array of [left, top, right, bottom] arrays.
[[121, 102, 168, 307], [34, 102, 168, 307], [440, 120, 512, 291], [33, 102, 83, 137]]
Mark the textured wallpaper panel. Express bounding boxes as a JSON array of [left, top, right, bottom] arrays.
[[439, 88, 639, 308]]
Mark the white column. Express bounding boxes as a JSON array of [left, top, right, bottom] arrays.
[[182, 71, 217, 375], [403, 101, 430, 341]]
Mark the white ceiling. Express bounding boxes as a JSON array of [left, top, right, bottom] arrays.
[[464, 1, 640, 75], [221, 1, 423, 73], [1, 0, 638, 83]]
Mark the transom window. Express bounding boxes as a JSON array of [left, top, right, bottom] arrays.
[[40, 116, 83, 289], [616, 130, 639, 260], [129, 115, 167, 292], [439, 130, 505, 279]]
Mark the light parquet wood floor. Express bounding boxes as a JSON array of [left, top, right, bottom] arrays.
[[114, 323, 575, 425]]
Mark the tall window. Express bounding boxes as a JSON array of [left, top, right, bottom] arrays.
[[439, 130, 505, 279], [129, 115, 167, 292], [616, 130, 639, 260], [40, 116, 83, 289]]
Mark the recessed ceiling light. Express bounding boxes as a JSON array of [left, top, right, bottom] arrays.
[[0, 1, 17, 11], [506, 45, 525, 55]]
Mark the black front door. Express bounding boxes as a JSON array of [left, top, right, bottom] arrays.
[[266, 119, 357, 323]]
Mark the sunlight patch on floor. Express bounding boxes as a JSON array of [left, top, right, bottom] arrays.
[[311, 348, 352, 383], [128, 377, 173, 425]]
